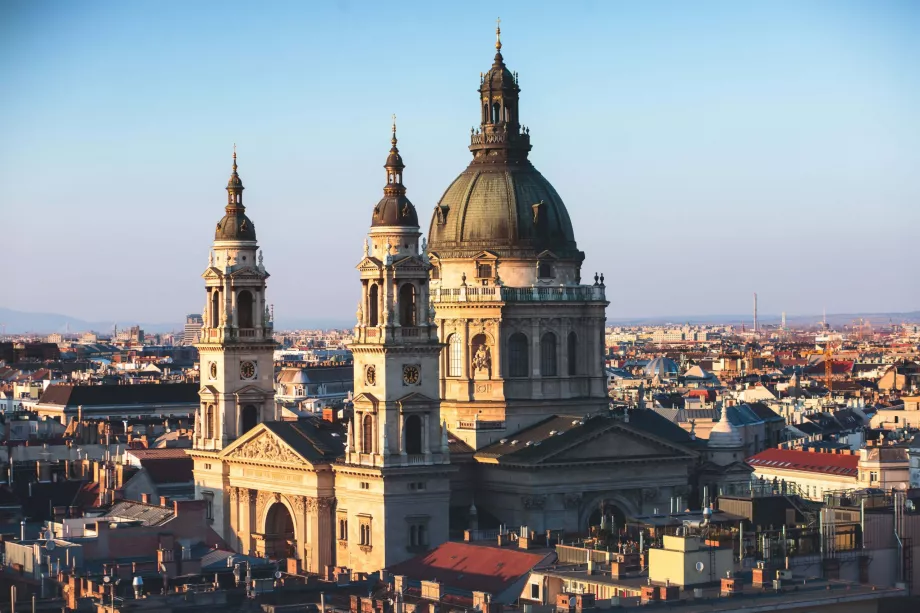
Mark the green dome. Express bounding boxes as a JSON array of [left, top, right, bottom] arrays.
[[427, 164, 581, 260]]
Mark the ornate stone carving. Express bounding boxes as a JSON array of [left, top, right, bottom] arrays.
[[227, 433, 301, 464], [256, 490, 273, 514], [228, 488, 238, 503], [471, 343, 491, 373], [239, 489, 252, 504], [306, 496, 318, 512], [642, 487, 658, 502], [521, 495, 546, 510], [292, 495, 306, 514], [563, 493, 583, 509], [317, 496, 336, 511]]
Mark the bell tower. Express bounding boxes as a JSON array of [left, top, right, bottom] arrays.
[[191, 149, 276, 540], [333, 121, 452, 573], [194, 148, 276, 452]]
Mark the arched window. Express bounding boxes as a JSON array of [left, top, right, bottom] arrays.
[[508, 333, 529, 377], [447, 334, 462, 377], [541, 332, 558, 376], [362, 414, 374, 454], [338, 518, 348, 541], [410, 525, 418, 547], [238, 290, 254, 328], [241, 405, 258, 434], [492, 103, 500, 124], [368, 284, 379, 326], [210, 291, 220, 327], [206, 405, 215, 439], [405, 415, 422, 455], [430, 265, 440, 280], [418, 524, 427, 546], [482, 103, 488, 124], [399, 283, 416, 326], [567, 332, 578, 376]]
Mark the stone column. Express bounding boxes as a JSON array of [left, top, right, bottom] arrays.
[[462, 320, 470, 380], [309, 497, 335, 571], [238, 489, 254, 555], [291, 495, 307, 562], [229, 487, 240, 551]]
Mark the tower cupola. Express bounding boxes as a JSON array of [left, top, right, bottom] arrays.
[[371, 118, 418, 227], [215, 147, 256, 241]]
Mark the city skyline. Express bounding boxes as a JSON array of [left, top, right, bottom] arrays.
[[2, 0, 918, 323]]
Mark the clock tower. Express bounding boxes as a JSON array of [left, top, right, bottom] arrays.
[[333, 122, 452, 572], [191, 149, 276, 540]]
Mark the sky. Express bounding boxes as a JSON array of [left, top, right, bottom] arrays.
[[1, 0, 918, 326]]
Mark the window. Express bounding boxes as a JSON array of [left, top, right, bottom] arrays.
[[241, 405, 258, 434], [531, 584, 540, 599], [408, 520, 429, 548], [362, 414, 374, 454], [540, 332, 557, 376], [430, 265, 440, 280], [360, 482, 370, 490], [538, 261, 552, 279], [477, 263, 492, 278], [238, 290, 254, 328], [870, 471, 878, 483], [210, 290, 221, 327], [338, 516, 348, 541], [448, 334, 462, 377], [508, 333, 529, 377], [202, 491, 214, 521], [567, 332, 577, 376], [405, 415, 423, 455], [399, 283, 416, 326], [359, 519, 372, 547], [368, 284, 379, 326], [206, 405, 215, 439]]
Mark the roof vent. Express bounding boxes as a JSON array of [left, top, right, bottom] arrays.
[[499, 438, 508, 444], [510, 440, 518, 446]]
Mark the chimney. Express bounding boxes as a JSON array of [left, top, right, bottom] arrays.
[[141, 493, 150, 504], [159, 496, 169, 507]]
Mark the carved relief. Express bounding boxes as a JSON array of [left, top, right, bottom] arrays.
[[239, 489, 252, 504], [306, 497, 318, 512], [317, 497, 336, 511], [227, 433, 301, 464], [563, 493, 583, 509], [228, 488, 238, 503], [521, 495, 546, 510], [471, 343, 491, 374], [292, 495, 306, 514], [256, 491, 273, 515]]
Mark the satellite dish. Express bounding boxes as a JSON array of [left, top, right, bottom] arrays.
[[695, 561, 705, 573], [274, 571, 282, 579], [103, 576, 112, 584]]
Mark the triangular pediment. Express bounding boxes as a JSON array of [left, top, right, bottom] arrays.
[[356, 257, 382, 271], [537, 250, 559, 261], [351, 392, 379, 410], [392, 255, 427, 269], [219, 424, 307, 465], [473, 250, 499, 261], [199, 385, 220, 399], [233, 384, 271, 399], [397, 392, 437, 410], [544, 426, 692, 463], [202, 267, 222, 279]]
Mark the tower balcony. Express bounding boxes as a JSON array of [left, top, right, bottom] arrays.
[[199, 325, 273, 344], [352, 323, 439, 345], [431, 284, 606, 304]]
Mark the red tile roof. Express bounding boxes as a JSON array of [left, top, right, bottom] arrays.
[[747, 448, 858, 477], [386, 541, 551, 596]]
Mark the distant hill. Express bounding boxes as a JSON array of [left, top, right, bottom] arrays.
[[0, 307, 181, 335], [606, 311, 920, 327]]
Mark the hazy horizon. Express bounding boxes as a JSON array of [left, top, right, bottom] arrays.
[[2, 1, 917, 323]]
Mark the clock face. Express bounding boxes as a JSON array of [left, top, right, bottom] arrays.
[[402, 364, 420, 386], [240, 361, 256, 380], [209, 362, 217, 380], [365, 365, 376, 386]]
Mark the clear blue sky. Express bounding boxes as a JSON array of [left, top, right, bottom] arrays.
[[2, 0, 917, 325]]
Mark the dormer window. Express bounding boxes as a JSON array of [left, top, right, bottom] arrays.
[[477, 263, 492, 279], [538, 261, 552, 279], [430, 265, 440, 280]]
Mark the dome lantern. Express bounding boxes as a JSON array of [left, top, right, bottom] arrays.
[[371, 116, 418, 228], [215, 146, 256, 242]]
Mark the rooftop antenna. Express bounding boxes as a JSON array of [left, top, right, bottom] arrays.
[[753, 292, 758, 334]]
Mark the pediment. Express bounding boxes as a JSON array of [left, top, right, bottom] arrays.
[[233, 384, 271, 399], [199, 385, 220, 399], [473, 250, 499, 261], [397, 392, 437, 410], [537, 250, 559, 260], [202, 267, 222, 279], [219, 425, 306, 465], [352, 392, 379, 409], [532, 422, 696, 466], [227, 267, 264, 280], [356, 257, 382, 270], [392, 255, 427, 269]]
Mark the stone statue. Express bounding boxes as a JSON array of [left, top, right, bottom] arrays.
[[472, 343, 491, 373], [356, 299, 363, 323], [363, 239, 369, 257], [258, 249, 263, 268], [208, 250, 213, 267]]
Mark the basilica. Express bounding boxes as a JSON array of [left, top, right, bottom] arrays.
[[187, 26, 746, 575]]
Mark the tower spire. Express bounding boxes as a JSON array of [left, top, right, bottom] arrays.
[[226, 145, 244, 211], [495, 17, 501, 51]]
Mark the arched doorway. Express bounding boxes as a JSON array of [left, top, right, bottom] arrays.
[[405, 415, 422, 455], [586, 500, 628, 543], [264, 502, 295, 559], [241, 405, 258, 434]]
